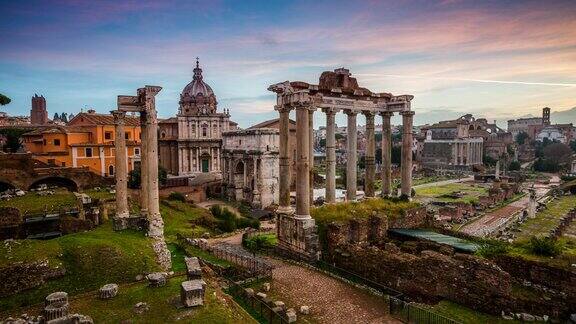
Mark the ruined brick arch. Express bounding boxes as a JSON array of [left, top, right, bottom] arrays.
[[28, 176, 79, 191], [0, 179, 16, 192], [234, 160, 245, 174]]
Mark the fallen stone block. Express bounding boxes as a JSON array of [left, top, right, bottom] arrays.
[[286, 308, 297, 323], [273, 301, 286, 311], [244, 288, 255, 297], [147, 272, 167, 287], [133, 302, 149, 314], [262, 282, 271, 291], [181, 279, 206, 307], [300, 305, 310, 315], [43, 304, 69, 322], [185, 257, 202, 280], [45, 292, 68, 307], [256, 292, 267, 299], [99, 284, 118, 299]]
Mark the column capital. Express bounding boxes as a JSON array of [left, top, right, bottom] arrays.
[[363, 111, 376, 119], [380, 111, 394, 118], [344, 109, 358, 116], [322, 107, 340, 115], [400, 110, 415, 117], [274, 105, 293, 113], [292, 101, 316, 111], [111, 110, 126, 125]]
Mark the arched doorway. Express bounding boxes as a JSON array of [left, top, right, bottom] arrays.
[[28, 176, 79, 192], [0, 181, 15, 192]]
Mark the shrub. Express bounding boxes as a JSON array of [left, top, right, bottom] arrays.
[[210, 205, 223, 218], [243, 233, 277, 252], [237, 217, 260, 229], [526, 236, 564, 257], [508, 161, 521, 171], [476, 242, 509, 258], [168, 192, 186, 202]]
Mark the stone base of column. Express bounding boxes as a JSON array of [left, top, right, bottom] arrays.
[[276, 205, 294, 215], [112, 215, 149, 231], [275, 214, 319, 262], [115, 211, 130, 219], [151, 237, 172, 271]]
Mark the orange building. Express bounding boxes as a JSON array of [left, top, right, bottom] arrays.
[[22, 110, 142, 177]]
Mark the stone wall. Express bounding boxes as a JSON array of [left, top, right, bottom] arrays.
[[0, 259, 65, 298], [388, 207, 428, 229]]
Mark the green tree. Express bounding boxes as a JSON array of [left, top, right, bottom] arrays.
[[508, 161, 521, 171], [0, 128, 26, 153], [515, 131, 529, 145], [0, 93, 11, 106], [128, 165, 168, 189]]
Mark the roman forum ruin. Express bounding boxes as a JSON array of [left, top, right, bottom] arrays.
[[269, 68, 414, 259], [112, 85, 171, 270]]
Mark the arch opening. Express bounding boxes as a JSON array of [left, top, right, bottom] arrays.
[[0, 181, 16, 192], [29, 176, 79, 192]]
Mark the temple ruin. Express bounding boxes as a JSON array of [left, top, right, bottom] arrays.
[[111, 85, 171, 270], [269, 68, 414, 260]]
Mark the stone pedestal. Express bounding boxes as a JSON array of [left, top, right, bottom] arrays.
[[185, 256, 202, 280], [276, 214, 319, 261], [147, 272, 167, 287], [99, 284, 119, 299], [181, 279, 206, 307]]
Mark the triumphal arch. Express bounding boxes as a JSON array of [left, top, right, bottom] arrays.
[[269, 68, 414, 260]]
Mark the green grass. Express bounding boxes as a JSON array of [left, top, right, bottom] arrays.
[[2, 275, 256, 324], [0, 222, 159, 311], [515, 195, 576, 240], [160, 200, 214, 242], [424, 300, 521, 324], [84, 188, 114, 201], [311, 198, 419, 225], [415, 183, 488, 204], [0, 189, 77, 216]]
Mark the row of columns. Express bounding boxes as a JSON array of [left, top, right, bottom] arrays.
[[112, 87, 163, 238], [277, 104, 414, 218]]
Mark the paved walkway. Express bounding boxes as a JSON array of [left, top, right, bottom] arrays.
[[267, 258, 400, 324]]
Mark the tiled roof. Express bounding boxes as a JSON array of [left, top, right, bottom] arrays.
[[23, 126, 91, 136], [68, 112, 141, 126], [247, 118, 296, 130], [159, 117, 178, 124]]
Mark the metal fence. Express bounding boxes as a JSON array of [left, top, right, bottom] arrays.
[[196, 240, 274, 277], [390, 296, 462, 324], [226, 280, 289, 324]]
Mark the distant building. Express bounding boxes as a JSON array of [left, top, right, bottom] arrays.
[[419, 116, 483, 170], [22, 110, 142, 176], [30, 94, 48, 125], [536, 125, 568, 144]]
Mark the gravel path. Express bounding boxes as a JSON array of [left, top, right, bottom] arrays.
[[267, 258, 400, 324]]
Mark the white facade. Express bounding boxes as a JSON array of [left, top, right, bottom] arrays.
[[536, 126, 567, 144]]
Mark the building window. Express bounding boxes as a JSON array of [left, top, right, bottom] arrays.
[[135, 148, 140, 155], [161, 132, 166, 138], [85, 147, 93, 157], [108, 165, 114, 176], [125, 132, 130, 140], [43, 139, 47, 145], [54, 139, 61, 146], [61, 162, 66, 167], [202, 125, 208, 137], [105, 131, 112, 140]]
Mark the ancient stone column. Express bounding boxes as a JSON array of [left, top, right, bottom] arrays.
[[323, 108, 337, 203], [295, 104, 311, 218], [308, 109, 314, 205], [276, 106, 292, 214], [400, 111, 415, 198], [364, 111, 376, 198], [112, 110, 129, 218], [139, 111, 149, 217], [380, 112, 393, 197], [345, 110, 358, 201]]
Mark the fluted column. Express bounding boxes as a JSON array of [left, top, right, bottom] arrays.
[[139, 86, 163, 238], [139, 112, 149, 217], [295, 104, 311, 218], [364, 111, 376, 197], [276, 106, 292, 214], [400, 111, 415, 198], [380, 112, 393, 197], [112, 110, 129, 218], [323, 108, 337, 203], [308, 109, 314, 205], [345, 110, 358, 201]]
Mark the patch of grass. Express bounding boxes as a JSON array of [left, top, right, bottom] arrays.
[[425, 300, 520, 324], [0, 222, 159, 311], [167, 243, 187, 273], [524, 236, 564, 257], [3, 275, 256, 324], [160, 200, 213, 242], [311, 198, 419, 225], [84, 188, 114, 201], [515, 195, 576, 240], [0, 189, 77, 216], [415, 183, 487, 204], [475, 241, 509, 258]]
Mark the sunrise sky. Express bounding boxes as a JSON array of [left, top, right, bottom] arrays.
[[1, 0, 576, 127]]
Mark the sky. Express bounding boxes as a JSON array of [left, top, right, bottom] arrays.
[[1, 0, 576, 128]]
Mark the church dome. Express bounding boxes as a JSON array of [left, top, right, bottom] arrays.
[[181, 58, 214, 97]]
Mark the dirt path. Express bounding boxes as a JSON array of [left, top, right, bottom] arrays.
[[267, 258, 400, 324]]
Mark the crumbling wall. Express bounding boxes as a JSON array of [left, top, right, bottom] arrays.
[[0, 260, 65, 298]]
